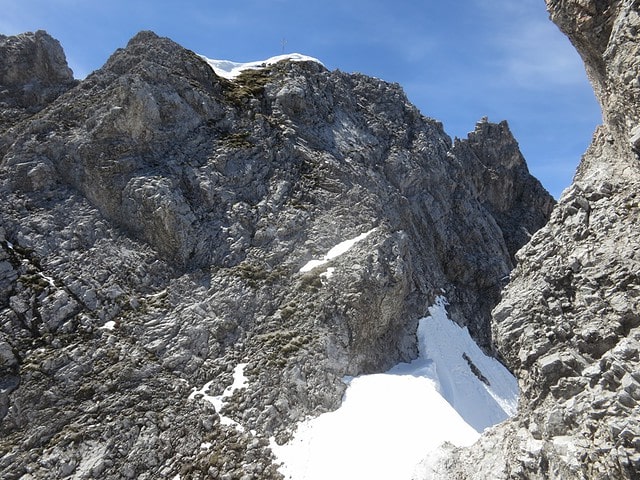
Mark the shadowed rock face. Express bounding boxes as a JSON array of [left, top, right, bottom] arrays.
[[0, 30, 553, 479], [0, 30, 77, 131], [546, 0, 638, 143], [0, 30, 73, 87], [429, 2, 640, 479]]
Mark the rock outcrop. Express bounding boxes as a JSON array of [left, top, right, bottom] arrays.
[[0, 30, 553, 478], [429, 1, 640, 478], [0, 30, 77, 132]]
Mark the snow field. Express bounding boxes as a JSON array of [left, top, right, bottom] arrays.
[[414, 296, 519, 431], [271, 296, 519, 480]]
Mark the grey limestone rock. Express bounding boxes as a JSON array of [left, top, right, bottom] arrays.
[[0, 30, 553, 478], [0, 30, 77, 134], [0, 30, 73, 89], [429, 1, 640, 479]]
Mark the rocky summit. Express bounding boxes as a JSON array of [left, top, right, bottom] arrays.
[[16, 2, 640, 475]]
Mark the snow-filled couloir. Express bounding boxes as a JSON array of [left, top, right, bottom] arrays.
[[271, 296, 519, 480]]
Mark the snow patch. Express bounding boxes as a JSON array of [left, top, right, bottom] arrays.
[[40, 274, 56, 288], [300, 229, 375, 273], [319, 267, 335, 280], [199, 53, 323, 80], [100, 321, 116, 331], [189, 363, 248, 432], [271, 296, 519, 480]]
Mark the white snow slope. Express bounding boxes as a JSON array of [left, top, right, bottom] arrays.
[[199, 53, 323, 80], [271, 296, 519, 480]]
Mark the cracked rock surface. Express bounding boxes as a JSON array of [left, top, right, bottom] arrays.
[[0, 30, 553, 478], [429, 2, 640, 478]]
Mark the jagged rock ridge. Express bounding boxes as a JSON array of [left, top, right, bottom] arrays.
[[429, 1, 640, 479], [0, 30, 553, 478]]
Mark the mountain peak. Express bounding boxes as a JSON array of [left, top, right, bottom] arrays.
[[126, 29, 162, 46], [0, 29, 74, 86], [0, 29, 77, 131], [0, 29, 556, 479]]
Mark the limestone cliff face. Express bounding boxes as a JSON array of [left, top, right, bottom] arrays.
[[0, 31, 553, 478], [451, 120, 555, 264], [0, 30, 77, 132], [431, 2, 640, 479], [547, 0, 639, 145]]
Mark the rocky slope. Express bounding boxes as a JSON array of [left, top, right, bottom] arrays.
[[0, 31, 553, 478], [430, 1, 640, 478]]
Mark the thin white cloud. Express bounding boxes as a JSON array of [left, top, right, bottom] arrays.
[[470, 0, 588, 90], [495, 19, 587, 89]]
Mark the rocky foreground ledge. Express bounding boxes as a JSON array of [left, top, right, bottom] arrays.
[[430, 1, 640, 478]]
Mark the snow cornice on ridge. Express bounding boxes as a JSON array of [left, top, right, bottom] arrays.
[[198, 52, 324, 80]]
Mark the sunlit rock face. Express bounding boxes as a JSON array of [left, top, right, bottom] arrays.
[[0, 30, 553, 479], [430, 2, 640, 479]]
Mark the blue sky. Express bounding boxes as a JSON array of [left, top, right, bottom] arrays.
[[0, 0, 601, 198]]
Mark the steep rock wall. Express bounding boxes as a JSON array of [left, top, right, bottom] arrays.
[[431, 2, 640, 478]]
